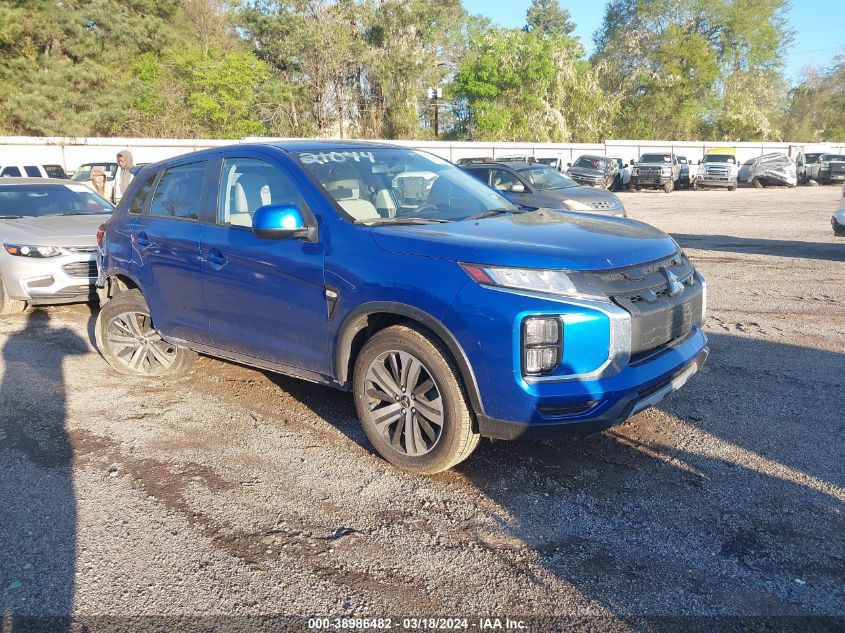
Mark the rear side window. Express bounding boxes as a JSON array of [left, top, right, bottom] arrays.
[[217, 158, 306, 228], [129, 172, 158, 215], [43, 165, 66, 178], [1, 166, 22, 177], [150, 161, 207, 220], [24, 166, 41, 177], [465, 167, 490, 184]]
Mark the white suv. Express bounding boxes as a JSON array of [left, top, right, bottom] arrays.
[[0, 164, 67, 179]]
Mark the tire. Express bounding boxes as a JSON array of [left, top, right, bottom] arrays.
[[728, 184, 736, 191], [693, 183, 700, 191], [752, 177, 763, 189], [629, 185, 639, 192], [663, 180, 673, 193], [95, 288, 195, 377], [353, 323, 480, 474], [0, 274, 27, 316]]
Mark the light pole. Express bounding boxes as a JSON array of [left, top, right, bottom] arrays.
[[426, 86, 442, 139]]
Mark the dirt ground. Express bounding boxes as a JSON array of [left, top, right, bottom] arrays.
[[1, 185, 843, 630]]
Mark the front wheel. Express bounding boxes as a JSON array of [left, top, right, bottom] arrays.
[[95, 289, 195, 376], [353, 324, 480, 474], [728, 184, 736, 191], [663, 181, 673, 193], [0, 274, 27, 316]]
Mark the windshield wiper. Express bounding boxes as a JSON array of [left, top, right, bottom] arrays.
[[0, 215, 24, 219], [355, 217, 451, 226], [462, 208, 520, 221], [60, 212, 104, 216]]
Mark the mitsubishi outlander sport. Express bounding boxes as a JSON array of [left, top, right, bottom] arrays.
[[96, 142, 709, 474]]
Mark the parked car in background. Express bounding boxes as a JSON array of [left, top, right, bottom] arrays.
[[130, 162, 150, 175], [0, 178, 113, 314], [566, 155, 617, 189], [676, 156, 691, 188], [96, 142, 707, 473], [456, 157, 493, 166], [748, 153, 797, 188], [71, 162, 118, 182], [461, 161, 626, 217], [833, 181, 845, 235], [536, 156, 564, 171], [497, 155, 536, 163], [796, 152, 824, 184], [694, 148, 738, 191], [1, 164, 67, 179], [630, 153, 680, 193], [807, 153, 845, 185]]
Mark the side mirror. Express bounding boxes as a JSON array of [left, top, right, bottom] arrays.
[[252, 204, 313, 241], [566, 162, 571, 167], [510, 183, 526, 193], [630, 160, 636, 165]]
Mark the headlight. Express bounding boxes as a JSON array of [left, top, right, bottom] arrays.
[[697, 165, 705, 175], [561, 198, 592, 211], [821, 162, 830, 169], [460, 263, 608, 302], [4, 244, 64, 258]]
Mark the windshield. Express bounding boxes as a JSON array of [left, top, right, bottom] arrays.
[[640, 154, 672, 163], [821, 154, 845, 162], [704, 154, 736, 164], [293, 148, 517, 223], [573, 156, 609, 171], [517, 165, 578, 190], [805, 153, 822, 163], [0, 184, 114, 217], [72, 163, 117, 181]]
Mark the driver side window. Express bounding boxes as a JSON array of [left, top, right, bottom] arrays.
[[217, 158, 306, 228]]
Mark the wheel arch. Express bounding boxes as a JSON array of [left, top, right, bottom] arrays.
[[335, 302, 485, 417]]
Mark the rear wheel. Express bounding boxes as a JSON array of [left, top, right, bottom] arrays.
[[95, 289, 195, 376], [353, 324, 480, 474], [0, 274, 27, 316]]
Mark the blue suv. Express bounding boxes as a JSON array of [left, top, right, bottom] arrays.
[[96, 142, 708, 474]]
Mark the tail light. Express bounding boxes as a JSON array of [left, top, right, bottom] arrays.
[[96, 224, 106, 247]]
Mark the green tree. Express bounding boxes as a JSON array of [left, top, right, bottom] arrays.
[[593, 0, 792, 140], [525, 0, 575, 37], [781, 58, 845, 141]]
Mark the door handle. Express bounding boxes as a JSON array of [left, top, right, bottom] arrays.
[[203, 248, 228, 267], [134, 232, 150, 247]]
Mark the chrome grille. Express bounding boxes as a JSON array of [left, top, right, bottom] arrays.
[[62, 261, 98, 278]]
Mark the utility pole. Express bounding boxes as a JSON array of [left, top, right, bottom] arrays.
[[427, 86, 442, 139]]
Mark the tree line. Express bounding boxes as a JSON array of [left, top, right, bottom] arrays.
[[0, 0, 842, 142]]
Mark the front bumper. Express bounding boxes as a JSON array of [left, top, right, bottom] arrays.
[[569, 174, 608, 188], [631, 174, 673, 187], [696, 175, 736, 187], [1, 251, 98, 302], [478, 347, 708, 439], [442, 277, 709, 440]]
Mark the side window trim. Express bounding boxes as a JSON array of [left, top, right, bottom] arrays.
[[132, 171, 163, 216]]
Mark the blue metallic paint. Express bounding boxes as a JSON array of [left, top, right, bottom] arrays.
[[100, 141, 709, 439]]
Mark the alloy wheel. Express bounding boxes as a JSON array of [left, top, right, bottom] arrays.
[[363, 350, 444, 457], [105, 310, 177, 374]]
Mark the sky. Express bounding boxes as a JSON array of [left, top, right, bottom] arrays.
[[461, 0, 845, 84]]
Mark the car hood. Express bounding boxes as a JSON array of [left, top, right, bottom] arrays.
[[543, 186, 621, 206], [0, 214, 107, 247], [567, 167, 606, 179], [371, 209, 677, 271]]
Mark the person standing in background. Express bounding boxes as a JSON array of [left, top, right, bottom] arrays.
[[112, 149, 134, 205], [86, 166, 113, 201]]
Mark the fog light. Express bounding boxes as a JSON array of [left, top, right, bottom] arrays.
[[522, 317, 562, 376], [525, 317, 560, 345]]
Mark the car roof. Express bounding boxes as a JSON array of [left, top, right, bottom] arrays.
[[0, 177, 77, 186], [575, 154, 612, 160], [462, 161, 539, 170]]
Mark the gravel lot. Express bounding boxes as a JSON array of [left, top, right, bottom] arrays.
[[1, 186, 843, 630]]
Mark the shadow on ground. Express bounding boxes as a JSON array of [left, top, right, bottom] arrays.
[[0, 310, 88, 630]]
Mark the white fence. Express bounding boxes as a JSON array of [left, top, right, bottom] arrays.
[[1, 135, 843, 173]]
